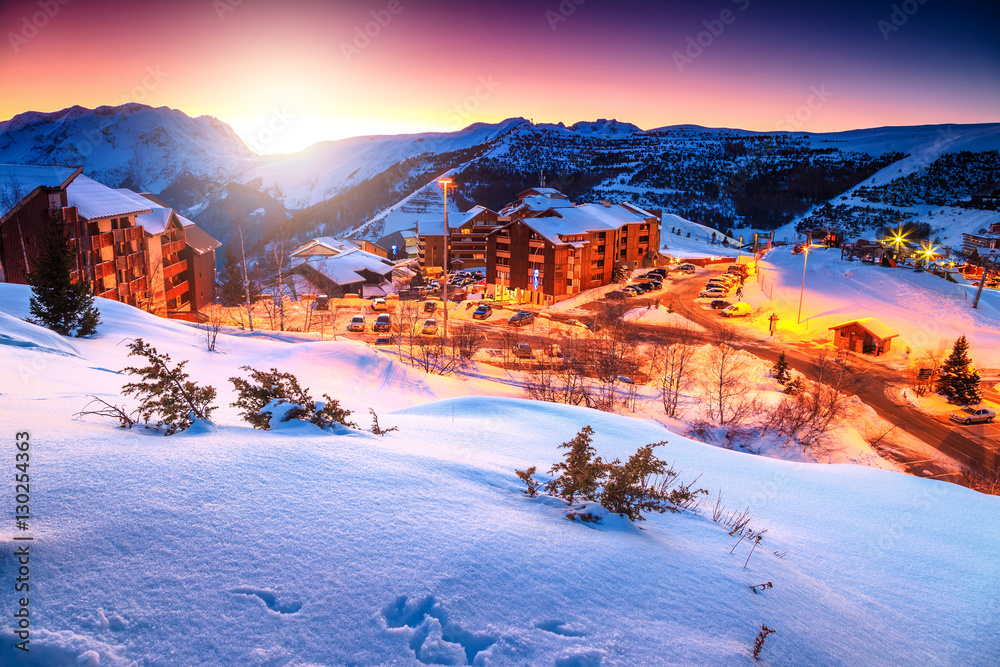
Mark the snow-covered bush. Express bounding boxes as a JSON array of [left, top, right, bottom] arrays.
[[516, 426, 706, 522], [229, 366, 355, 431], [121, 339, 217, 435]]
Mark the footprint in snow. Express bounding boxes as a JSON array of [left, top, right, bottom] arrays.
[[231, 587, 302, 614], [383, 594, 498, 665]]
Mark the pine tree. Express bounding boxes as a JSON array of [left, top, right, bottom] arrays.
[[122, 339, 217, 434], [772, 351, 791, 385], [546, 426, 608, 504], [218, 245, 245, 307], [26, 219, 100, 336], [936, 335, 982, 405]]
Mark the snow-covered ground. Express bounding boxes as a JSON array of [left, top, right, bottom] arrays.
[[1, 283, 998, 665], [738, 245, 1000, 368]]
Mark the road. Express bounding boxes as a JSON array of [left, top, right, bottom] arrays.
[[337, 272, 999, 483], [661, 266, 999, 481]]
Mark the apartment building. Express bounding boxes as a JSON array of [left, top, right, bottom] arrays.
[[486, 189, 661, 305], [0, 164, 218, 315]]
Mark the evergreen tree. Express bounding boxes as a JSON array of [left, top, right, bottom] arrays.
[[772, 351, 791, 385], [936, 335, 981, 405], [26, 219, 100, 337], [218, 245, 245, 307]]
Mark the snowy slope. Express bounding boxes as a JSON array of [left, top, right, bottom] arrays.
[[239, 119, 527, 210], [1, 283, 998, 665], [744, 245, 1000, 366]]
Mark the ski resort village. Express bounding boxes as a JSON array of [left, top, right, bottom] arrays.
[[1, 0, 999, 664]]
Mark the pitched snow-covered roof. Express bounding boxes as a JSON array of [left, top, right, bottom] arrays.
[[519, 203, 650, 246], [0, 164, 81, 220], [68, 175, 152, 220], [114, 189, 177, 234], [291, 246, 394, 286], [829, 317, 899, 340], [184, 225, 222, 255], [291, 236, 368, 257]]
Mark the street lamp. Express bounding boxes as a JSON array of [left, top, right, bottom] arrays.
[[438, 177, 456, 340], [797, 239, 809, 325]]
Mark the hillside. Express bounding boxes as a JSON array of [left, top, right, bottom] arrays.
[[2, 105, 999, 255], [0, 283, 997, 665]]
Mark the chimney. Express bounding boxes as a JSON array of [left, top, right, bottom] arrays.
[[601, 200, 611, 207]]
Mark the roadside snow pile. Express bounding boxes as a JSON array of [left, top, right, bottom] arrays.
[[0, 283, 998, 665], [623, 305, 706, 330]]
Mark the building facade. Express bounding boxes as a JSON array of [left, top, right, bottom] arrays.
[[0, 164, 218, 316], [485, 190, 661, 305]]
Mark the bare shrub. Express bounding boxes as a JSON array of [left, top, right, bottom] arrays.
[[961, 456, 1000, 495], [766, 352, 856, 454], [75, 396, 139, 429], [752, 625, 776, 660], [701, 326, 760, 425], [652, 326, 698, 418]]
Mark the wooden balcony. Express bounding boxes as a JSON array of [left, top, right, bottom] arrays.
[[163, 259, 188, 279], [93, 232, 115, 250], [166, 282, 190, 302], [98, 289, 117, 300], [118, 281, 131, 297], [162, 239, 186, 256], [127, 252, 145, 271], [116, 256, 128, 271], [94, 260, 115, 281]]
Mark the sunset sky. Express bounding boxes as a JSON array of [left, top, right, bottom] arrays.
[[1, 0, 997, 154]]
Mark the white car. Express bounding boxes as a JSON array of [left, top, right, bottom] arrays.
[[700, 288, 727, 298], [347, 315, 366, 332], [949, 407, 995, 424], [371, 298, 387, 312], [721, 302, 751, 317]]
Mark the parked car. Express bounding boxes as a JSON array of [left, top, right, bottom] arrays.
[[347, 315, 366, 332], [644, 281, 663, 291], [700, 287, 727, 298], [473, 304, 493, 320], [721, 302, 751, 318], [373, 314, 391, 332], [421, 318, 438, 335], [622, 287, 639, 298], [679, 263, 697, 272], [949, 407, 996, 424], [513, 343, 533, 359], [649, 268, 667, 277], [373, 335, 396, 346], [630, 284, 646, 294], [424, 300, 438, 313], [371, 298, 387, 312], [313, 295, 330, 310], [710, 299, 731, 310], [508, 311, 535, 327]]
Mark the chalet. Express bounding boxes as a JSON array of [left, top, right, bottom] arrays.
[[288, 242, 395, 298], [485, 190, 661, 305], [829, 318, 899, 356]]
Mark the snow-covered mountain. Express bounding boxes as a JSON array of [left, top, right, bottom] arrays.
[[2, 104, 998, 254]]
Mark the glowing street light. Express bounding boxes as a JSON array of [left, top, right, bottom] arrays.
[[797, 239, 809, 325], [438, 177, 456, 340]]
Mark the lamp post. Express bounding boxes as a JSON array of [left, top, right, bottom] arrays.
[[438, 177, 455, 340], [797, 238, 809, 325]]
